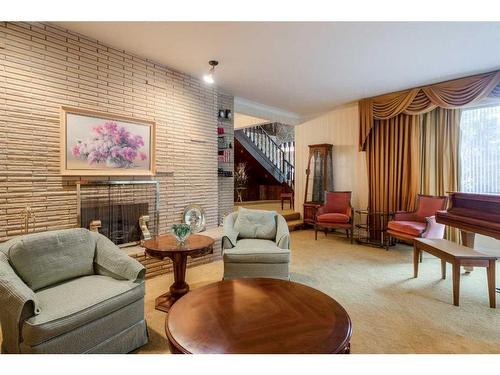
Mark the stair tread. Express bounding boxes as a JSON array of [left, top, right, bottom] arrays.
[[287, 220, 304, 232], [283, 212, 301, 221]]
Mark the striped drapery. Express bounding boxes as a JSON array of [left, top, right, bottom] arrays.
[[365, 114, 421, 214], [359, 70, 500, 151], [419, 108, 461, 242]]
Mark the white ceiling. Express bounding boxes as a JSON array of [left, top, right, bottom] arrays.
[[54, 22, 500, 117]]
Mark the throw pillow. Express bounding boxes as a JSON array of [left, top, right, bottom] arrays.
[[234, 207, 277, 240]]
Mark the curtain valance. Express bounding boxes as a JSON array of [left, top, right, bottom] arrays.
[[359, 70, 500, 150]]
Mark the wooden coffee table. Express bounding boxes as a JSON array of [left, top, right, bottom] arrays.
[[143, 234, 214, 312], [165, 278, 352, 354]]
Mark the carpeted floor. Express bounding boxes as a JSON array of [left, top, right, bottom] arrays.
[[138, 229, 500, 354]]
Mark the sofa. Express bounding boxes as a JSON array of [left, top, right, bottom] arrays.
[[0, 228, 148, 354], [222, 208, 291, 280]]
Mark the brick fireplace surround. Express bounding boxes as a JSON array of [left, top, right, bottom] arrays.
[[0, 22, 234, 276]]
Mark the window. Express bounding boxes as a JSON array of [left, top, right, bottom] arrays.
[[460, 105, 500, 193]]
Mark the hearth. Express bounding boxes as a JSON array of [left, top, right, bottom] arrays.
[[76, 180, 160, 247]]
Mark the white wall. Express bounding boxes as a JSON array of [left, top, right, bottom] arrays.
[[295, 102, 368, 215], [234, 113, 268, 129]]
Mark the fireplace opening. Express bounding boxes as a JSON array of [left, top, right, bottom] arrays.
[[76, 180, 160, 247]]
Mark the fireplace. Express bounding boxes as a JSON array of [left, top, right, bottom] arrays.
[[76, 180, 160, 246]]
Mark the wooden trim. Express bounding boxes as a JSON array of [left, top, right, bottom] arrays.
[[60, 106, 156, 176]]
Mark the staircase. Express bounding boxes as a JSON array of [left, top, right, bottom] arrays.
[[235, 125, 302, 230], [235, 125, 295, 188]]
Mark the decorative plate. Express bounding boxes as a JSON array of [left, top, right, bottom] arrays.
[[183, 204, 206, 233]]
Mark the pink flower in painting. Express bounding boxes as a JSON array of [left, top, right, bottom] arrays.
[[120, 147, 137, 162], [71, 121, 146, 168], [71, 143, 81, 157]]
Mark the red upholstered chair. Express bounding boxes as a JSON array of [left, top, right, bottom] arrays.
[[386, 194, 448, 250], [314, 191, 354, 243]]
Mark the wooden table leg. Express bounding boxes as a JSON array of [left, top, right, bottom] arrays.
[[452, 262, 460, 306], [487, 259, 496, 308], [155, 253, 189, 312], [413, 245, 420, 278], [441, 260, 446, 279]]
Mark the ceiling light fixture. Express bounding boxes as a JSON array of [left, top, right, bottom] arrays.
[[203, 60, 219, 84]]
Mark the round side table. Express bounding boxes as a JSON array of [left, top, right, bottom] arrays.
[[143, 234, 214, 312]]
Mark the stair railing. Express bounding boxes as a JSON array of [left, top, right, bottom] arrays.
[[241, 125, 295, 188]]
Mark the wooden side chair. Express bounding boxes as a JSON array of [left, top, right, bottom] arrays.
[[280, 182, 294, 210], [314, 191, 354, 243]]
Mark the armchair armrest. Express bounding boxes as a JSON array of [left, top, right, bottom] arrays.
[[346, 206, 353, 220], [276, 214, 290, 249], [92, 233, 145, 282], [393, 211, 418, 221], [0, 249, 39, 354], [222, 212, 239, 250], [421, 216, 446, 239]]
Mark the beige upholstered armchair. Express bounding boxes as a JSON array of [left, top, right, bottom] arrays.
[[222, 207, 291, 280], [0, 228, 148, 354]]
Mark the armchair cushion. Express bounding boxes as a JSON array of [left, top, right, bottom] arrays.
[[22, 275, 144, 347], [8, 228, 95, 291], [234, 207, 277, 240], [92, 232, 145, 281], [387, 220, 426, 237], [323, 191, 352, 215], [223, 239, 290, 264], [317, 213, 350, 223], [415, 196, 448, 220]]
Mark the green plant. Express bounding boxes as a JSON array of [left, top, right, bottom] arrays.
[[234, 162, 248, 188]]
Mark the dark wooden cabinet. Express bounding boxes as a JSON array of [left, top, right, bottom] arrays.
[[303, 144, 334, 224]]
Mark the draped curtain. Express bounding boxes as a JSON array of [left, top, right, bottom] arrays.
[[359, 70, 500, 151], [420, 108, 461, 241], [366, 114, 421, 213]]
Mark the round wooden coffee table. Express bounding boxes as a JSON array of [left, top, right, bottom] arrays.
[[143, 234, 214, 312], [165, 278, 352, 354]]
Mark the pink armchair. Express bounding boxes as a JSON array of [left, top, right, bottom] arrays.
[[314, 191, 354, 243], [386, 194, 448, 250]]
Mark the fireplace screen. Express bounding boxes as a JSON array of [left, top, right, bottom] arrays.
[[76, 180, 160, 246]]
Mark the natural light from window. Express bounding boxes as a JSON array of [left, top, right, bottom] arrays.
[[460, 105, 500, 194]]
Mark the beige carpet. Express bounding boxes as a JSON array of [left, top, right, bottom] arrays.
[[138, 229, 500, 354]]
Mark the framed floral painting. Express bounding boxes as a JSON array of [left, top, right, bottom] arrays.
[[60, 107, 156, 176]]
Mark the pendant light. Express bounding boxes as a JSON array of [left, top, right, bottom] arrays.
[[203, 60, 219, 84]]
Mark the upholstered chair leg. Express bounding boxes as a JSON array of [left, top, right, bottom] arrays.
[[315, 225, 318, 240], [350, 229, 354, 244]]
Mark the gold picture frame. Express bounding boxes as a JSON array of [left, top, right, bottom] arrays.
[[60, 106, 156, 176]]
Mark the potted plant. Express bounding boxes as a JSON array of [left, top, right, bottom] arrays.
[[234, 163, 248, 203]]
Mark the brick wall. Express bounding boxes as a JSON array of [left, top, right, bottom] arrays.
[[0, 22, 234, 271]]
